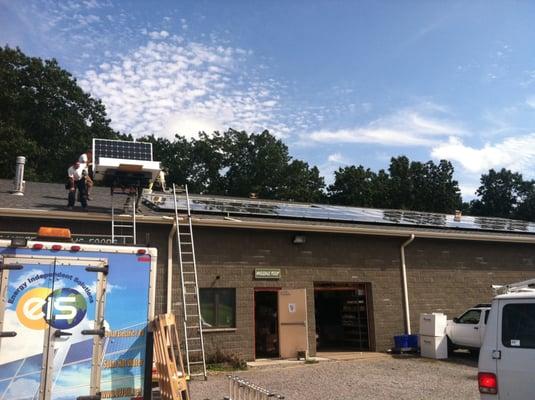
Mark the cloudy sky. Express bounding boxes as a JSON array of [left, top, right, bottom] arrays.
[[3, 1, 535, 198]]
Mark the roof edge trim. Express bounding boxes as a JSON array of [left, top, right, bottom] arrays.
[[2, 208, 535, 244]]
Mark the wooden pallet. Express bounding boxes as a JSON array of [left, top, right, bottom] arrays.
[[152, 314, 190, 400]]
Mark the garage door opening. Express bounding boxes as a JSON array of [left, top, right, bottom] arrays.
[[314, 283, 371, 351], [254, 290, 279, 358]]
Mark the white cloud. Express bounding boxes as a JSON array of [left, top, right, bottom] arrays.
[[327, 152, 349, 164], [431, 134, 535, 175], [319, 153, 352, 186], [80, 37, 285, 138], [9, 268, 46, 288], [526, 96, 535, 109], [306, 109, 463, 146], [0, 309, 46, 363], [148, 30, 170, 39], [88, 280, 123, 295]]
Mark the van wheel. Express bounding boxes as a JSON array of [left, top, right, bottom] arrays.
[[447, 337, 455, 356], [469, 348, 480, 357]]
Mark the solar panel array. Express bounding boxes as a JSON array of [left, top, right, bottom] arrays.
[[143, 192, 535, 234], [93, 139, 153, 163]]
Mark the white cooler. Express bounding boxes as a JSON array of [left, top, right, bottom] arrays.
[[419, 313, 448, 359], [420, 335, 448, 359], [419, 313, 447, 336]]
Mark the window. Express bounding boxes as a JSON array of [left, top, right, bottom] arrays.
[[199, 288, 236, 329], [457, 309, 481, 324], [484, 310, 490, 324], [502, 303, 535, 349]]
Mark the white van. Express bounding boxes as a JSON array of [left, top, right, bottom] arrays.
[[478, 280, 535, 399]]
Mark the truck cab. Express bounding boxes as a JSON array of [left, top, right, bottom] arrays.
[[446, 304, 491, 352], [478, 280, 535, 399]]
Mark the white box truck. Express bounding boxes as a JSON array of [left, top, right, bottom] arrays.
[[0, 228, 157, 399]]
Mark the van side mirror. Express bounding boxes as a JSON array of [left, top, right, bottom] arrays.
[[453, 317, 459, 323]]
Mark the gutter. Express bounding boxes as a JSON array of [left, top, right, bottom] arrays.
[[167, 220, 177, 313], [3, 207, 535, 244], [400, 234, 415, 335]]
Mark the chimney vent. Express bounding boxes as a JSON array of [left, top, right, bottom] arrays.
[[11, 156, 26, 196], [454, 210, 462, 222]]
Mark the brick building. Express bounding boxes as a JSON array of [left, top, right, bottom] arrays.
[[1, 179, 535, 360]]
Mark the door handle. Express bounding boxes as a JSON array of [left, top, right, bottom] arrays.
[[85, 265, 108, 275], [0, 331, 17, 338], [54, 330, 73, 338], [474, 327, 479, 330], [81, 327, 106, 337], [0, 264, 23, 271]]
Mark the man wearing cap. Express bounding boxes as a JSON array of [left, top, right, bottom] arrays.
[[67, 161, 88, 210], [78, 150, 93, 200]]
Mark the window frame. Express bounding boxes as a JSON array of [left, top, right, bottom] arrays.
[[501, 303, 535, 349], [199, 288, 236, 329], [457, 309, 481, 324]]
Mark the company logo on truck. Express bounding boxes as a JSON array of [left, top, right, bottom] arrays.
[[16, 287, 87, 330]]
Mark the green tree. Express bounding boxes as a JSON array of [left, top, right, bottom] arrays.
[[328, 156, 461, 213], [0, 46, 118, 182], [145, 129, 325, 202], [328, 165, 377, 207], [388, 156, 413, 209], [470, 168, 530, 218], [514, 182, 535, 222], [278, 160, 325, 203]]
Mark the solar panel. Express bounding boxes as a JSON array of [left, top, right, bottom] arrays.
[[93, 139, 153, 163], [142, 193, 535, 234]]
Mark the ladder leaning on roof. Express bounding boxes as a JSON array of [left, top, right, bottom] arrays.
[[111, 187, 137, 245], [172, 184, 207, 380]]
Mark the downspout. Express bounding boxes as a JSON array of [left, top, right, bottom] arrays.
[[167, 221, 177, 313], [400, 234, 415, 335]]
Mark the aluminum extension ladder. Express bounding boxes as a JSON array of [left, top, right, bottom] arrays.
[[172, 184, 207, 379], [111, 187, 137, 245], [225, 376, 285, 400], [492, 278, 535, 294]]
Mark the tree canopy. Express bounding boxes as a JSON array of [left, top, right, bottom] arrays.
[[328, 156, 462, 214], [0, 46, 120, 182], [469, 168, 535, 220], [141, 129, 326, 203]]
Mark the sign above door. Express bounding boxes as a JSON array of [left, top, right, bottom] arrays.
[[254, 268, 281, 280]]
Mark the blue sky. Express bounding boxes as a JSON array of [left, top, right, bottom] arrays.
[[3, 1, 535, 199]]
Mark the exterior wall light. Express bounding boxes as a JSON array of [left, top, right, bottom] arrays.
[[293, 235, 306, 244]]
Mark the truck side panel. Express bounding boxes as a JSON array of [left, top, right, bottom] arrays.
[[0, 243, 155, 400]]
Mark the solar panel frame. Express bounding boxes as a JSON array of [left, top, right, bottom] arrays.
[[92, 138, 153, 164], [142, 192, 535, 235]]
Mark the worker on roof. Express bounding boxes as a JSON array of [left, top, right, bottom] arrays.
[[67, 161, 88, 210], [148, 168, 167, 192], [78, 150, 93, 200]]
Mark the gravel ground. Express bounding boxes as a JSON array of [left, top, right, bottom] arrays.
[[189, 354, 479, 400]]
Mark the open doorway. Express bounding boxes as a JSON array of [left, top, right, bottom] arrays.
[[314, 283, 371, 351], [254, 290, 279, 358]]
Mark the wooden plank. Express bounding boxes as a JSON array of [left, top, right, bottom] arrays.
[[152, 314, 190, 400]]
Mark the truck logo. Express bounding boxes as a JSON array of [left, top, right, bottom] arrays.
[[17, 287, 87, 330]]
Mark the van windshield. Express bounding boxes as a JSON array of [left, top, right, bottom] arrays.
[[502, 303, 535, 349]]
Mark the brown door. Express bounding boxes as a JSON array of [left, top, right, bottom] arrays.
[[278, 289, 308, 358], [254, 289, 279, 358]]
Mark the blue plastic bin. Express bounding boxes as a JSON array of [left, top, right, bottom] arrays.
[[394, 334, 418, 350]]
